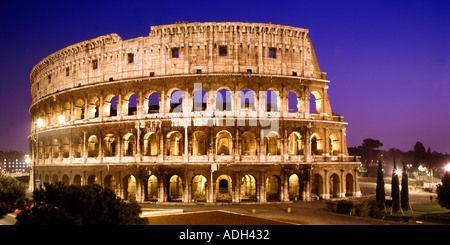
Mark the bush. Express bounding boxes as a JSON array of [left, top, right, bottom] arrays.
[[327, 199, 383, 219], [327, 200, 354, 214], [0, 174, 26, 218], [354, 200, 383, 219], [15, 182, 148, 225], [437, 172, 450, 209]]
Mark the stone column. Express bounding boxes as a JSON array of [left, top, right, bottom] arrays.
[[258, 171, 266, 203], [340, 169, 345, 198], [323, 169, 329, 200], [282, 171, 289, 201], [232, 171, 240, 203]]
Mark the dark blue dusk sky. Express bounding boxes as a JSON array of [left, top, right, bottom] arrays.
[[1, 0, 449, 153]]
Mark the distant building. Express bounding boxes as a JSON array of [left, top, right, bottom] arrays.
[[0, 151, 29, 174]]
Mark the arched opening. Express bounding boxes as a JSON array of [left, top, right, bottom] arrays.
[[310, 133, 323, 155], [166, 131, 183, 156], [241, 89, 256, 110], [88, 97, 100, 118], [63, 101, 71, 122], [147, 92, 160, 113], [104, 175, 117, 193], [192, 131, 207, 155], [73, 137, 82, 158], [74, 99, 85, 120], [265, 131, 281, 155], [191, 175, 207, 202], [216, 88, 232, 111], [288, 132, 303, 155], [123, 133, 136, 156], [45, 105, 52, 126], [168, 175, 183, 202], [73, 174, 82, 186], [52, 139, 59, 158], [123, 175, 137, 200], [51, 174, 58, 184], [330, 173, 340, 198], [266, 175, 281, 201], [289, 174, 300, 200], [241, 174, 257, 202], [126, 93, 137, 115], [142, 132, 159, 156], [345, 173, 354, 196], [170, 89, 183, 113], [241, 131, 257, 155], [329, 134, 340, 156], [62, 137, 70, 158], [44, 140, 50, 159], [105, 95, 118, 117], [104, 134, 116, 157], [310, 174, 323, 200], [288, 91, 299, 113], [147, 175, 158, 201], [87, 135, 99, 157], [216, 175, 232, 202], [309, 91, 322, 114], [87, 175, 98, 185], [44, 174, 50, 184], [62, 175, 70, 185], [265, 89, 278, 112], [53, 104, 61, 123], [216, 130, 232, 155], [193, 89, 207, 111]]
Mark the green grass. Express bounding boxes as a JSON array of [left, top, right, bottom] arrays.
[[384, 201, 450, 224]]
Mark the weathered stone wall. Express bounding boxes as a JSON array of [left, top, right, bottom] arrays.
[[28, 22, 360, 202], [30, 22, 325, 104]]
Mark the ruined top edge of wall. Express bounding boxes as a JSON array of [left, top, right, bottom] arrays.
[[30, 33, 123, 82], [29, 22, 315, 85], [149, 22, 309, 37]]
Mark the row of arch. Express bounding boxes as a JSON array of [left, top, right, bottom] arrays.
[[37, 170, 356, 202], [34, 128, 342, 160], [33, 87, 325, 128]]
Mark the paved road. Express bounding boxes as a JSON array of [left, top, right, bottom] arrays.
[[142, 200, 403, 225], [142, 182, 438, 225]]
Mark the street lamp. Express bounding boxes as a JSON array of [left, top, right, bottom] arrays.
[[395, 168, 402, 176], [32, 118, 44, 191], [445, 163, 450, 172]]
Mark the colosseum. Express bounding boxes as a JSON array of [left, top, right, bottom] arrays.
[[28, 22, 361, 203]]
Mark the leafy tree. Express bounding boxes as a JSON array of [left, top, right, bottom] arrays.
[[437, 172, 450, 209], [0, 174, 26, 218], [15, 182, 148, 225], [360, 138, 383, 163], [391, 160, 400, 213], [401, 161, 409, 211], [413, 141, 427, 167], [375, 160, 385, 210]]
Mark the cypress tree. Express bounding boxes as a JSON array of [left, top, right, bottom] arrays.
[[376, 160, 385, 210], [391, 160, 400, 213], [401, 161, 409, 211]]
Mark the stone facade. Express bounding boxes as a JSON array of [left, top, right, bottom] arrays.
[[28, 22, 361, 202]]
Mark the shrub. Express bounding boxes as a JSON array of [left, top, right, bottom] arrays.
[[15, 182, 148, 225], [0, 174, 26, 218], [327, 199, 384, 219], [327, 200, 354, 214], [355, 200, 383, 219]]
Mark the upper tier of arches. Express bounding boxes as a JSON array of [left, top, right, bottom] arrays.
[[29, 22, 326, 104]]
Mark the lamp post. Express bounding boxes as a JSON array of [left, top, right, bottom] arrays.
[[33, 118, 44, 191], [445, 163, 450, 173]]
